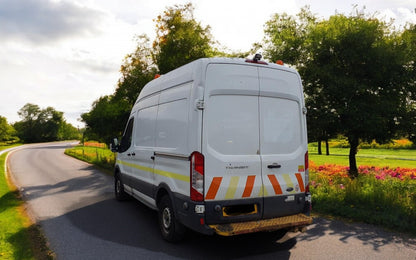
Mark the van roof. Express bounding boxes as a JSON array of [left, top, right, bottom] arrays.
[[135, 57, 298, 105]]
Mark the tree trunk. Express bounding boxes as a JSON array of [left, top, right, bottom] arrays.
[[348, 136, 359, 178], [325, 139, 330, 155], [318, 139, 322, 155]]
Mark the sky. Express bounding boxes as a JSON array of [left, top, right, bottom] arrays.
[[0, 0, 415, 127]]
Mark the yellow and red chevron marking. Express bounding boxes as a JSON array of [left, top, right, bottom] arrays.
[[205, 173, 306, 200]]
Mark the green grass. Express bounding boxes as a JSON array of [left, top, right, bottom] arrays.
[[64, 145, 116, 171], [309, 145, 416, 168], [311, 173, 416, 234], [0, 143, 22, 152], [309, 144, 416, 235], [0, 153, 34, 259]]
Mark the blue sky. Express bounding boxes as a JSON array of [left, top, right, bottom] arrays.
[[0, 0, 415, 127]]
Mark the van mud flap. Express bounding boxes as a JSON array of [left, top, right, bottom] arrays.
[[208, 213, 312, 236]]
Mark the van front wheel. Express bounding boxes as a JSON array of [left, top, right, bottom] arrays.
[[158, 195, 185, 242], [114, 174, 129, 201]]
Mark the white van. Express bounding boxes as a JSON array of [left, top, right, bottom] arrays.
[[112, 56, 312, 241]]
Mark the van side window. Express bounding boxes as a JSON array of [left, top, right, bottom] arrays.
[[119, 118, 134, 153]]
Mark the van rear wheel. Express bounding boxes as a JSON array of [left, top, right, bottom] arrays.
[[158, 195, 185, 242]]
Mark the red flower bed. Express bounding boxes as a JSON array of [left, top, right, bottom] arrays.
[[310, 161, 416, 180], [83, 142, 106, 148]]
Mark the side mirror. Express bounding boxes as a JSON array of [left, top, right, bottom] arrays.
[[110, 138, 119, 152]]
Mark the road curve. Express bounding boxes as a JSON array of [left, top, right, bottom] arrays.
[[7, 142, 416, 259]]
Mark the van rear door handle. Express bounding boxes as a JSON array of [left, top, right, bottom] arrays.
[[267, 163, 281, 169]]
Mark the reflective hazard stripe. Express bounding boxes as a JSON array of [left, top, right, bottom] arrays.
[[267, 174, 283, 195], [295, 173, 305, 192], [282, 174, 294, 191], [205, 173, 306, 200], [205, 177, 222, 200], [242, 175, 256, 198], [225, 176, 239, 199]]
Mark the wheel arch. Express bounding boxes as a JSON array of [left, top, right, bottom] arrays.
[[155, 183, 175, 209]]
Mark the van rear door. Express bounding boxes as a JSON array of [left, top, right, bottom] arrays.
[[258, 67, 307, 218], [203, 63, 307, 223], [203, 63, 264, 223]]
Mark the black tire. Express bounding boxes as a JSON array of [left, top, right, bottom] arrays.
[[114, 173, 129, 201], [158, 195, 185, 242]]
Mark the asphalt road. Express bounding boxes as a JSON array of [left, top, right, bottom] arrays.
[[7, 142, 416, 260]]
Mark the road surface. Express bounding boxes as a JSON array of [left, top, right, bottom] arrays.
[[7, 142, 416, 259]]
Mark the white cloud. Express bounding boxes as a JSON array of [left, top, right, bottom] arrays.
[[0, 0, 106, 44]]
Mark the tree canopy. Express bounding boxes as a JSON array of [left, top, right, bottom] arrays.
[[263, 8, 416, 177], [14, 103, 80, 143], [0, 116, 17, 142], [82, 3, 218, 142], [153, 3, 215, 74]]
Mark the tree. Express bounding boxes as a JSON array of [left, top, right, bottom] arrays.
[[263, 8, 415, 177], [38, 107, 64, 141], [0, 116, 17, 142], [14, 103, 79, 143], [115, 35, 158, 105], [81, 96, 131, 143], [153, 3, 215, 74], [263, 8, 339, 155], [82, 3, 219, 142], [399, 24, 416, 144], [263, 6, 316, 67], [310, 15, 411, 177], [14, 103, 42, 142], [82, 36, 156, 143]]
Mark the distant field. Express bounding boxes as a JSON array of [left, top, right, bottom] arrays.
[[309, 146, 416, 168]]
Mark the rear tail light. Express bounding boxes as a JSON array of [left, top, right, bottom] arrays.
[[190, 151, 204, 201]]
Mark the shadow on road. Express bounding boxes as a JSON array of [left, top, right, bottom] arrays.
[[18, 166, 110, 202], [57, 198, 295, 259], [298, 217, 416, 251]]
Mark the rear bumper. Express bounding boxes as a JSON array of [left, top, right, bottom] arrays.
[[172, 192, 312, 236], [208, 213, 313, 236]]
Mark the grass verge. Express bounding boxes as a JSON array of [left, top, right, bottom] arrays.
[[0, 152, 54, 259], [64, 145, 115, 171], [310, 167, 416, 235], [309, 146, 416, 168]]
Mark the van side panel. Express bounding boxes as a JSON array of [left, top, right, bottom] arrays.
[[153, 82, 193, 196], [129, 94, 159, 208]]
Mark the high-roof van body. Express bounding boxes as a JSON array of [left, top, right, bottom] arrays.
[[113, 58, 312, 241]]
